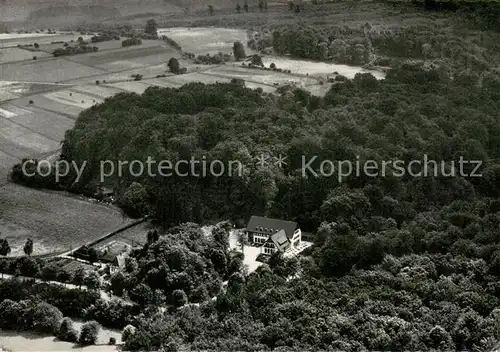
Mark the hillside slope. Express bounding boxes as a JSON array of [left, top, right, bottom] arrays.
[[0, 0, 184, 26]]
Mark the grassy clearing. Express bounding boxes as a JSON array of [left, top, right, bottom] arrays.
[[0, 183, 126, 256]]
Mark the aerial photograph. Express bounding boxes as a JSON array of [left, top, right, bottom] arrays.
[[0, 0, 499, 350]]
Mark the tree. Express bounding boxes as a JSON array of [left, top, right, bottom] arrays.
[[146, 230, 160, 245], [130, 283, 153, 307], [73, 267, 86, 288], [42, 262, 60, 281], [172, 289, 188, 308], [251, 54, 264, 67], [19, 256, 41, 277], [145, 19, 158, 35], [32, 302, 63, 334], [23, 238, 33, 256], [208, 5, 214, 15], [236, 3, 241, 13], [110, 271, 127, 296], [84, 270, 101, 291], [0, 238, 11, 257], [168, 58, 181, 75], [57, 317, 79, 342], [233, 41, 246, 61], [79, 320, 101, 345], [34, 42, 39, 49], [125, 257, 138, 273], [244, 0, 249, 12], [88, 247, 99, 263], [122, 324, 137, 342]]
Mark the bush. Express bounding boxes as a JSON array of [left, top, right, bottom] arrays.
[[122, 38, 142, 47], [172, 289, 188, 308], [57, 317, 79, 342], [79, 320, 101, 345], [122, 324, 136, 342], [109, 337, 116, 345]]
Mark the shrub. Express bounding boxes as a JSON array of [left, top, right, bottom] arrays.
[[172, 289, 188, 308], [79, 320, 100, 345], [57, 317, 79, 342], [109, 337, 116, 345], [122, 324, 136, 342], [122, 38, 142, 47]]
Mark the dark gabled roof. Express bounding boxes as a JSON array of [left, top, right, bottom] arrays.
[[267, 229, 290, 252], [246, 215, 298, 240]]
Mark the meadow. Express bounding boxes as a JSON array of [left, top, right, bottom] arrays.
[[0, 183, 126, 256]]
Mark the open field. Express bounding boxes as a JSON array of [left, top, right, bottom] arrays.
[[0, 103, 72, 140], [67, 44, 176, 67], [261, 56, 386, 79], [0, 59, 107, 82], [0, 183, 127, 256], [98, 220, 152, 248], [35, 37, 165, 54], [0, 82, 68, 103], [71, 84, 125, 98], [105, 81, 152, 94], [0, 34, 94, 48], [203, 64, 318, 87], [158, 27, 250, 54], [44, 90, 104, 109], [19, 94, 85, 118], [0, 114, 59, 157], [0, 47, 51, 64]]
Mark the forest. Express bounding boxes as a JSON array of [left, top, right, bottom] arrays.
[[6, 1, 500, 350]]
